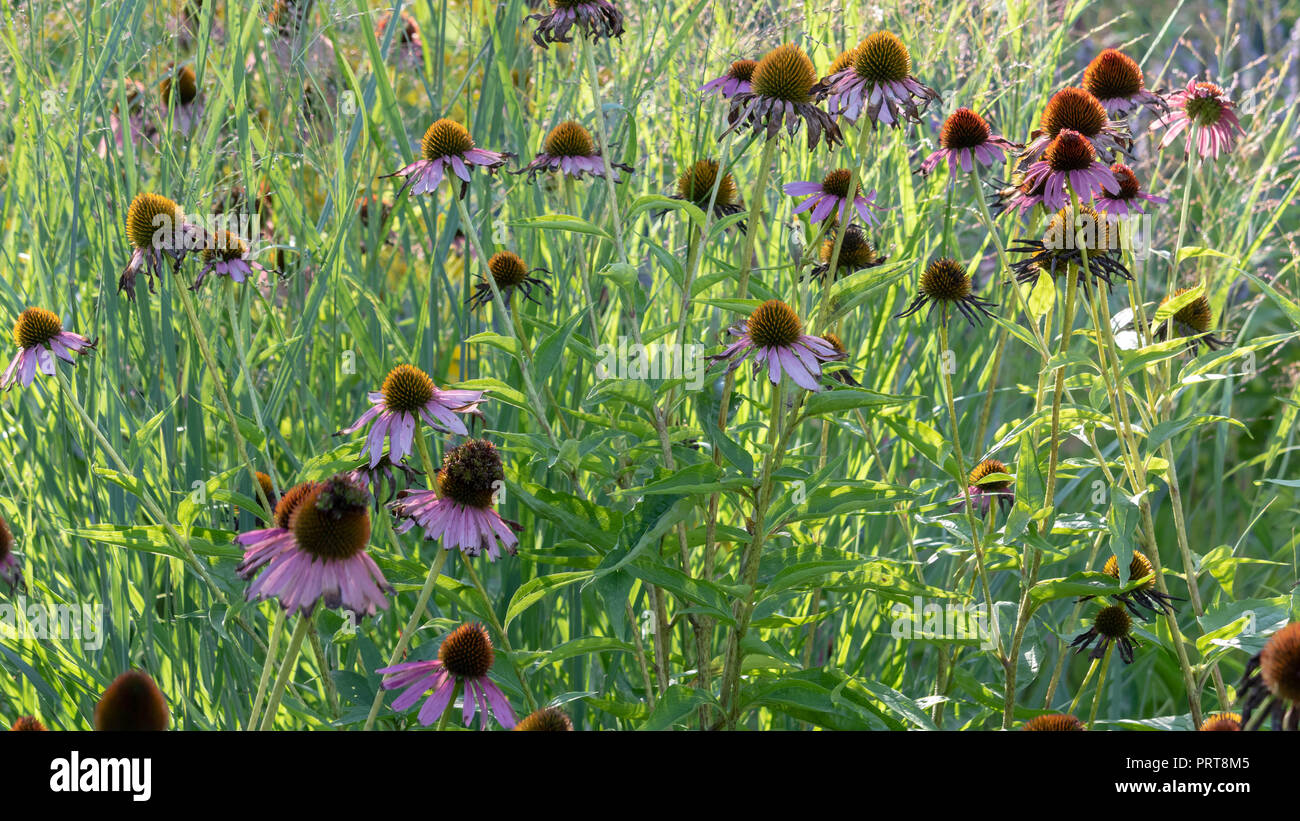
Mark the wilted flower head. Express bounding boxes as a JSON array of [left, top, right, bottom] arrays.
[[1070, 604, 1138, 663], [0, 515, 24, 594], [347, 454, 423, 506], [819, 333, 859, 386], [3, 307, 96, 390], [807, 224, 886, 282], [158, 62, 203, 136], [339, 364, 486, 468], [1099, 550, 1177, 618], [119, 192, 202, 297], [672, 159, 745, 223], [1155, 288, 1228, 352], [919, 108, 1018, 179], [783, 168, 883, 226], [818, 31, 939, 127], [377, 622, 517, 729], [701, 59, 757, 99], [895, 257, 996, 327], [1082, 49, 1166, 118], [194, 230, 270, 289], [517, 120, 634, 182], [1094, 163, 1167, 217], [1154, 80, 1244, 160], [377, 9, 422, 67], [382, 119, 512, 199], [468, 251, 551, 310], [528, 0, 624, 48], [1021, 87, 1130, 163], [961, 458, 1013, 515], [1239, 622, 1300, 730], [392, 438, 522, 561], [721, 43, 842, 149], [95, 670, 169, 731], [1008, 204, 1132, 292], [707, 299, 845, 392]]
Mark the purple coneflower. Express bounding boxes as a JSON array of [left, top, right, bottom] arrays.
[[1008, 204, 1132, 292], [1082, 49, 1166, 118], [1094, 163, 1167, 217], [377, 622, 517, 729], [1238, 622, 1300, 731], [701, 59, 756, 98], [919, 108, 1018, 179], [708, 300, 845, 392], [339, 364, 486, 468], [783, 168, 882, 226], [9, 716, 46, 731], [807, 224, 887, 283], [721, 43, 841, 149], [100, 79, 157, 157], [514, 705, 574, 731], [0, 515, 24, 594], [529, 0, 623, 48], [1020, 87, 1130, 163], [3, 307, 95, 390], [895, 257, 997, 327], [1154, 80, 1244, 160], [119, 192, 202, 297], [235, 475, 392, 617], [960, 459, 1014, 515], [95, 671, 170, 731], [818, 31, 939, 127], [392, 439, 522, 561], [159, 63, 203, 136], [468, 251, 551, 310], [1016, 129, 1120, 212], [1154, 288, 1229, 352], [377, 9, 423, 68], [820, 333, 859, 386], [193, 231, 271, 289], [347, 455, 422, 506], [517, 120, 633, 182], [672, 159, 746, 224], [382, 119, 511, 199]]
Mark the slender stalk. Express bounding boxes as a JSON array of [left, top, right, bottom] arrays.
[[1067, 653, 1102, 717], [258, 615, 311, 730], [246, 608, 286, 731], [1086, 642, 1114, 728], [579, 34, 627, 262]]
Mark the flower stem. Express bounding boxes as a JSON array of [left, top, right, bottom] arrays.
[[246, 608, 285, 731], [1087, 642, 1114, 728], [258, 614, 311, 730], [579, 34, 627, 262]]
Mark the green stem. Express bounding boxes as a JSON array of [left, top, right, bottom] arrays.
[[258, 615, 311, 730], [246, 608, 285, 731]]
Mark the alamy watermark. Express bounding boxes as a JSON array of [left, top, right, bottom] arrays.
[[595, 336, 706, 390]]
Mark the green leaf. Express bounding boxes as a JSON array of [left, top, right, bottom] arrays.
[[504, 571, 593, 628]]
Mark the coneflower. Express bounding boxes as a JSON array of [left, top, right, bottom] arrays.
[[528, 0, 624, 48], [820, 48, 857, 85], [919, 108, 1019, 179], [895, 257, 997, 327], [119, 192, 201, 296], [1098, 550, 1178, 617], [701, 59, 757, 99], [818, 31, 939, 127], [377, 622, 517, 729], [1082, 48, 1166, 118], [235, 474, 392, 617], [338, 364, 486, 468], [2, 307, 96, 390], [961, 458, 1014, 515], [103, 78, 156, 155], [468, 251, 551, 310], [1199, 712, 1242, 731], [158, 62, 203, 136], [783, 168, 883, 226], [1015, 129, 1120, 212], [671, 159, 746, 223], [1022, 713, 1085, 731], [391, 439, 522, 562], [720, 43, 842, 149], [707, 299, 846, 392], [517, 120, 634, 182], [193, 230, 271, 289], [346, 454, 423, 506], [94, 670, 170, 731], [1155, 288, 1229, 352], [514, 705, 574, 731], [1154, 80, 1245, 160], [9, 716, 46, 731], [807, 224, 886, 282], [0, 515, 24, 594], [1238, 622, 1300, 730], [376, 9, 422, 67], [1021, 87, 1130, 163], [1070, 604, 1139, 663], [820, 333, 859, 386], [1008, 204, 1132, 292], [382, 119, 512, 199], [1094, 163, 1167, 217]]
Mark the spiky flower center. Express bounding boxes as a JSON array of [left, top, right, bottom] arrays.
[[274, 481, 317, 529], [919, 258, 971, 302], [968, 459, 1010, 490], [381, 364, 435, 413], [515, 705, 574, 731], [289, 476, 372, 561], [1094, 604, 1132, 639], [821, 333, 847, 355], [940, 108, 992, 150], [13, 307, 62, 349], [824, 225, 881, 270], [1162, 288, 1213, 332], [750, 43, 817, 104], [676, 159, 739, 208], [543, 120, 596, 157], [202, 230, 248, 262], [747, 299, 803, 349], [126, 193, 181, 250], [94, 671, 169, 732], [1103, 551, 1155, 589], [1046, 205, 1119, 254], [1184, 84, 1226, 126], [488, 252, 530, 288], [10, 716, 46, 731], [1110, 163, 1140, 199], [1261, 622, 1300, 703], [440, 622, 494, 678], [726, 59, 757, 82], [421, 119, 474, 160], [853, 31, 911, 83], [826, 49, 856, 78], [1023, 713, 1085, 731], [1083, 49, 1144, 100], [159, 65, 198, 105], [820, 168, 859, 199], [1040, 87, 1109, 139], [256, 472, 276, 504], [438, 439, 505, 509], [1044, 129, 1097, 172], [1199, 713, 1242, 731]]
